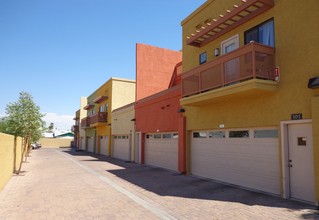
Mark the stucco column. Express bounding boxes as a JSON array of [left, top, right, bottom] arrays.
[[141, 133, 145, 164], [178, 116, 186, 173], [311, 96, 319, 203]]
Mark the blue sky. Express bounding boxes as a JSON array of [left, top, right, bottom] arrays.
[[0, 0, 205, 130]]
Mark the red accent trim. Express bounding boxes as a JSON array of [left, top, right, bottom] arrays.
[[93, 96, 108, 103], [83, 104, 94, 110]]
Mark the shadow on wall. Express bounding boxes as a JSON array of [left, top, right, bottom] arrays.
[[63, 149, 318, 214], [0, 133, 23, 191]]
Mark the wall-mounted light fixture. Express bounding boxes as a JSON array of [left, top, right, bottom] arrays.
[[177, 108, 185, 113], [131, 118, 136, 121], [214, 48, 220, 57], [308, 77, 319, 89]]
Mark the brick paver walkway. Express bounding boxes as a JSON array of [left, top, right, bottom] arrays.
[[0, 148, 318, 220]]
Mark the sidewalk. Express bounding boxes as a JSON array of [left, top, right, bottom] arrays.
[[0, 148, 318, 220]]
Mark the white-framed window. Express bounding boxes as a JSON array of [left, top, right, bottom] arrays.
[[193, 132, 207, 138], [229, 130, 249, 138], [221, 34, 239, 55], [146, 134, 153, 139], [163, 134, 172, 139], [208, 131, 225, 138], [254, 129, 278, 138]]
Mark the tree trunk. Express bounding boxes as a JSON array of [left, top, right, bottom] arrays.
[[16, 137, 28, 175], [13, 136, 17, 173]]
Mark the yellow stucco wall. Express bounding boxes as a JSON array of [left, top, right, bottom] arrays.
[[0, 133, 22, 191], [181, 0, 319, 202], [312, 97, 319, 200]]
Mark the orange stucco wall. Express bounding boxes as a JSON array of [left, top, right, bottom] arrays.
[[135, 85, 186, 172], [136, 43, 182, 101], [135, 85, 181, 133]]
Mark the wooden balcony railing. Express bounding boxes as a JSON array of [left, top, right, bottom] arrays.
[[182, 42, 275, 97], [81, 117, 90, 128], [90, 112, 107, 125]]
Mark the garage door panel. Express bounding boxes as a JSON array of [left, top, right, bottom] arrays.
[[87, 138, 94, 153], [145, 136, 178, 171], [100, 136, 108, 156], [113, 138, 130, 161], [191, 130, 280, 195]]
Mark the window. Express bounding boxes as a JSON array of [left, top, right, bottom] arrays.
[[146, 134, 153, 139], [172, 133, 178, 139], [208, 131, 225, 138], [99, 105, 104, 112], [229, 130, 249, 138], [244, 19, 274, 47], [199, 52, 207, 64], [163, 134, 172, 139], [154, 134, 161, 139], [254, 129, 278, 138], [193, 132, 207, 138]]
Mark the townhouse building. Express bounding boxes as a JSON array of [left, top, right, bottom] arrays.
[[134, 43, 183, 171], [81, 78, 135, 155], [180, 0, 319, 204], [135, 62, 185, 172], [72, 109, 80, 149]]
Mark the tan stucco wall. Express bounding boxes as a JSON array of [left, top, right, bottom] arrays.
[[112, 103, 135, 161], [39, 138, 72, 148], [112, 104, 135, 135], [0, 133, 22, 191], [79, 97, 87, 150], [111, 78, 136, 111]]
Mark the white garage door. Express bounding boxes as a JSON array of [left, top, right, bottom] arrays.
[[113, 135, 130, 161], [145, 133, 178, 171], [87, 137, 94, 153], [100, 136, 109, 156], [191, 129, 280, 195]]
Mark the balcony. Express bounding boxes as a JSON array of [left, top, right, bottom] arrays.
[[181, 42, 278, 106], [72, 125, 79, 132], [186, 0, 274, 47], [90, 112, 107, 126], [81, 117, 90, 128]]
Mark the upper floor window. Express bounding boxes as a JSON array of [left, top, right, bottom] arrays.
[[244, 19, 274, 47], [199, 52, 207, 64]]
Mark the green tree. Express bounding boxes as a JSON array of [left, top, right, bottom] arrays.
[[0, 117, 7, 133], [48, 122, 54, 132], [5, 91, 45, 174]]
